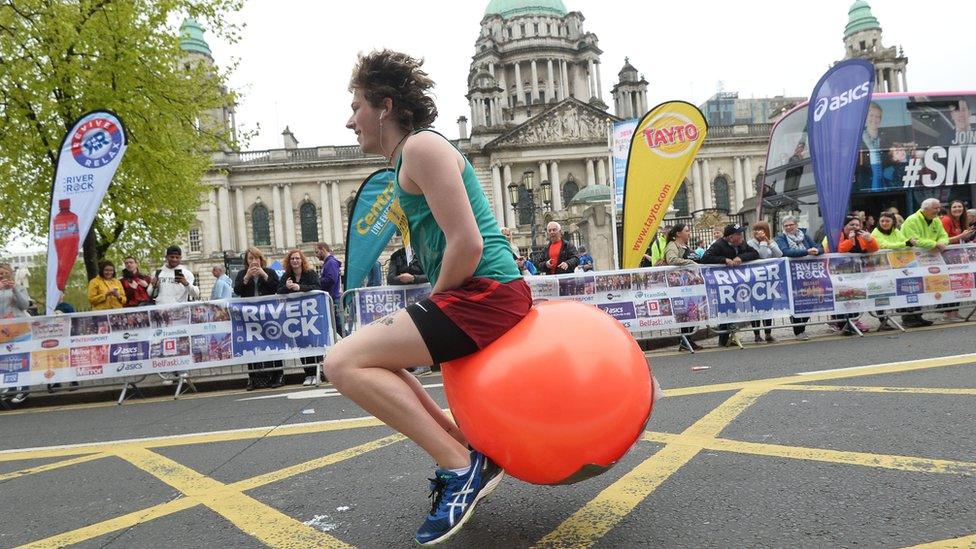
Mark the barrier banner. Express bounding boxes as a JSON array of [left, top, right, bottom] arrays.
[[343, 168, 407, 293], [703, 259, 792, 322], [342, 245, 976, 336], [46, 111, 129, 313], [0, 292, 333, 389], [622, 101, 707, 268], [806, 59, 875, 252]]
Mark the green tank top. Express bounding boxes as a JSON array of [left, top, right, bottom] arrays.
[[394, 130, 520, 287]]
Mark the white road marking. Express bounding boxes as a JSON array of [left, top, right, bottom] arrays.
[[236, 383, 444, 401]]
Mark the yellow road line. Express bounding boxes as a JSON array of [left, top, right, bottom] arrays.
[[115, 447, 353, 549], [0, 415, 387, 462], [20, 498, 197, 549], [643, 432, 976, 476], [0, 453, 106, 482], [904, 534, 976, 548], [22, 435, 397, 548], [534, 388, 768, 548], [664, 353, 976, 397], [774, 384, 976, 396]]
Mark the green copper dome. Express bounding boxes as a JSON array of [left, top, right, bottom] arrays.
[[844, 0, 881, 38], [484, 0, 568, 19], [179, 18, 212, 56], [569, 184, 612, 205]]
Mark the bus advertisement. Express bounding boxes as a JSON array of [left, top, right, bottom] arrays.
[[759, 92, 976, 235]]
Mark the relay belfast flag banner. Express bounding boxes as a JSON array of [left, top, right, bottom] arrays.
[[807, 59, 875, 252], [622, 101, 707, 268], [46, 111, 128, 314], [343, 169, 407, 293], [0, 291, 334, 389]]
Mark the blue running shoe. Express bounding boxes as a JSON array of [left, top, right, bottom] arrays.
[[415, 450, 504, 545]]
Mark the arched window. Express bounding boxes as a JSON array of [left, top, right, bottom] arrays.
[[300, 202, 318, 243], [714, 176, 730, 211], [252, 204, 270, 246], [561, 178, 579, 207], [517, 184, 533, 225], [673, 180, 690, 216]]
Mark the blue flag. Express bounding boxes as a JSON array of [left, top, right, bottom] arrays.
[[343, 169, 401, 293], [807, 59, 875, 252]]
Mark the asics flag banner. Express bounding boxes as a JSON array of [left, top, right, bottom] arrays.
[[622, 101, 707, 268], [807, 59, 875, 253]]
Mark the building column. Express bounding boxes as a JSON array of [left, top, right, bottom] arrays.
[[319, 181, 332, 244], [546, 59, 555, 103], [744, 157, 755, 198], [488, 62, 494, 76], [235, 187, 247, 251], [702, 159, 713, 209], [271, 184, 284, 250], [733, 157, 745, 212], [595, 62, 603, 101], [586, 158, 596, 186], [530, 59, 540, 104], [330, 181, 343, 248], [901, 70, 908, 92], [207, 188, 220, 254], [217, 185, 232, 251], [691, 161, 703, 211], [282, 183, 296, 248], [550, 161, 562, 211], [514, 62, 524, 105], [503, 164, 516, 227], [561, 60, 570, 99], [587, 59, 596, 99], [596, 158, 607, 185], [497, 64, 507, 100], [539, 161, 549, 183], [491, 164, 504, 224]]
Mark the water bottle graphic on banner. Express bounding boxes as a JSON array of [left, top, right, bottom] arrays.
[[52, 198, 80, 290]]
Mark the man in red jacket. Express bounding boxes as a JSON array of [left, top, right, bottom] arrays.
[[120, 257, 152, 307]]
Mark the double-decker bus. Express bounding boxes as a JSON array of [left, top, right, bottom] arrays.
[[759, 91, 976, 233]]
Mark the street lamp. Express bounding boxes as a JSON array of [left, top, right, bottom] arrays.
[[507, 169, 552, 261]]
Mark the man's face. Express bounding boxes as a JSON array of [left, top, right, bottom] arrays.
[[782, 220, 798, 234], [124, 258, 137, 272], [951, 101, 971, 131], [546, 224, 561, 242], [921, 202, 940, 220], [212, 267, 221, 278], [315, 247, 326, 260], [165, 253, 181, 268], [726, 232, 743, 246], [866, 106, 882, 133]]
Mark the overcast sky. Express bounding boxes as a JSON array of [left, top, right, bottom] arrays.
[[209, 0, 976, 151], [4, 0, 974, 254]]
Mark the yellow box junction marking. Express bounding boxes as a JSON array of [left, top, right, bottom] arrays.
[[3, 352, 974, 548]]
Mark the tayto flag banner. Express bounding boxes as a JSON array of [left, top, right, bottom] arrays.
[[807, 59, 874, 253], [342, 168, 409, 293], [622, 101, 707, 268], [46, 110, 128, 314]]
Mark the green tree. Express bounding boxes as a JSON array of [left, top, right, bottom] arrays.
[[0, 0, 244, 280], [26, 256, 91, 312]]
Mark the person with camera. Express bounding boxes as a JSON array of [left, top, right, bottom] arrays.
[[823, 215, 879, 334], [147, 246, 199, 305], [121, 257, 153, 307], [147, 246, 200, 384], [235, 247, 282, 390], [746, 221, 783, 344]]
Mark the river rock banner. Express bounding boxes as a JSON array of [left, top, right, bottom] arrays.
[[346, 245, 976, 334], [0, 292, 333, 389]]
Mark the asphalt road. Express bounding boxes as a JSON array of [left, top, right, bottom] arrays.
[[1, 322, 975, 548]]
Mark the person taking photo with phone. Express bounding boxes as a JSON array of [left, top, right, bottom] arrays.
[[147, 246, 200, 305]]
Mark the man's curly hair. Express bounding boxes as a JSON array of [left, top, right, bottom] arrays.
[[349, 50, 437, 131]]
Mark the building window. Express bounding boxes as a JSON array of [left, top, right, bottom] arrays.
[[562, 178, 579, 207], [520, 24, 525, 36], [507, 27, 513, 39], [713, 177, 730, 212], [252, 204, 270, 246], [188, 228, 201, 253], [533, 23, 539, 35], [673, 181, 690, 216], [300, 202, 319, 243]]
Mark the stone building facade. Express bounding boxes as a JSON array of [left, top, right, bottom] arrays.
[[180, 0, 889, 290]]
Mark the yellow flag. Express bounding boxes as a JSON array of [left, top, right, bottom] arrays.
[[622, 101, 707, 268]]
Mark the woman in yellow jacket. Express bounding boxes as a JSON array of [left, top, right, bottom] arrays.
[[87, 260, 127, 310]]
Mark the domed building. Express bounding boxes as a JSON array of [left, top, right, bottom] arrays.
[[841, 0, 908, 92], [180, 1, 898, 292]]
